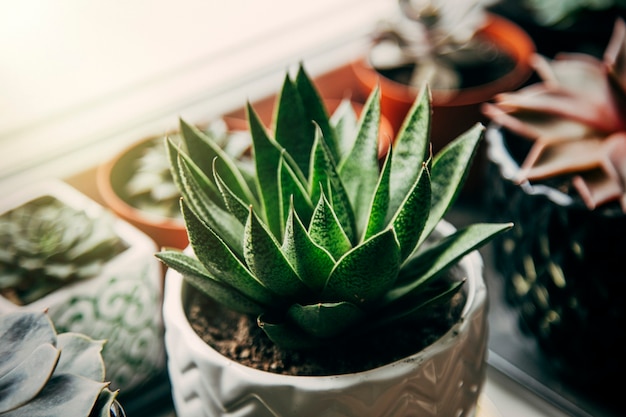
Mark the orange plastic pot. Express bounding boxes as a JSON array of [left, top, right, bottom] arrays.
[[97, 135, 189, 251]]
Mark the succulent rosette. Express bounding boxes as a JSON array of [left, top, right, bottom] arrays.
[[482, 17, 626, 210]]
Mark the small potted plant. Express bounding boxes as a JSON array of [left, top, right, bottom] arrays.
[[350, 0, 535, 152], [157, 64, 511, 416], [0, 309, 125, 416], [481, 18, 626, 389], [0, 180, 165, 393]]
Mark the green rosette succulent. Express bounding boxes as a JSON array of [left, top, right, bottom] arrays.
[[0, 197, 127, 306], [156, 64, 511, 349], [0, 310, 123, 417]]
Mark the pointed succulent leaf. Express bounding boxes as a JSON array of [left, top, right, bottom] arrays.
[[180, 119, 256, 204], [1, 374, 107, 417], [156, 249, 267, 315], [178, 158, 244, 255], [420, 123, 483, 245], [308, 128, 356, 242], [294, 64, 339, 159], [338, 86, 382, 237], [247, 102, 284, 238], [389, 222, 513, 302], [0, 343, 59, 413], [244, 207, 308, 298], [180, 202, 276, 306], [257, 314, 326, 350], [363, 147, 392, 241], [282, 202, 335, 291], [55, 333, 105, 381], [274, 72, 315, 174], [329, 98, 359, 159], [322, 228, 400, 308], [390, 161, 431, 261], [389, 86, 431, 216], [166, 136, 221, 210], [308, 192, 352, 261], [287, 301, 366, 339], [373, 279, 464, 329], [213, 163, 251, 225], [278, 154, 313, 230]]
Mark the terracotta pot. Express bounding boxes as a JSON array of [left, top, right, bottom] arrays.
[[162, 220, 488, 417], [351, 13, 534, 195], [97, 134, 189, 250], [0, 180, 166, 392]]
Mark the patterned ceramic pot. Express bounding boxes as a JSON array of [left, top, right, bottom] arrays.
[[162, 220, 488, 417], [484, 125, 626, 385], [0, 180, 165, 392]]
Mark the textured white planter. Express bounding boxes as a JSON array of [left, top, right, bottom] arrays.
[[162, 220, 488, 417], [0, 180, 165, 392]]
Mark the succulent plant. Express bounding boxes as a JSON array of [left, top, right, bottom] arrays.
[[124, 119, 252, 221], [0, 310, 125, 417], [156, 64, 511, 350], [482, 17, 626, 211], [368, 0, 499, 90], [0, 196, 127, 305]]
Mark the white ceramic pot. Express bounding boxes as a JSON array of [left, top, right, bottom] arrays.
[[0, 180, 165, 392], [162, 220, 488, 417]]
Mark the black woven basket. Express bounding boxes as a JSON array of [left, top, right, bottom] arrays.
[[484, 124, 626, 388]]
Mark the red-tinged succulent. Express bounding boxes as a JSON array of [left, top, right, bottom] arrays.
[[482, 17, 626, 211]]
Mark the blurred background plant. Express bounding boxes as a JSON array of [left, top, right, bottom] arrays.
[[368, 0, 500, 90], [0, 197, 126, 305]]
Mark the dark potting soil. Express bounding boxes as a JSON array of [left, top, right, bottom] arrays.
[[186, 286, 465, 376]]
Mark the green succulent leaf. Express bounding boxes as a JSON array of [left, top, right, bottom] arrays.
[[329, 98, 358, 160], [0, 343, 59, 413], [166, 136, 221, 210], [213, 163, 250, 225], [308, 128, 356, 243], [308, 191, 352, 261], [278, 154, 314, 229], [247, 102, 285, 239], [180, 202, 276, 306], [244, 207, 308, 299], [257, 314, 325, 350], [388, 86, 431, 217], [363, 148, 392, 241], [294, 65, 339, 159], [390, 222, 513, 302], [282, 201, 335, 291], [322, 228, 400, 308], [1, 374, 107, 417], [338, 86, 382, 238], [0, 311, 57, 378], [274, 72, 316, 174], [390, 161, 431, 261], [177, 156, 244, 255], [373, 279, 465, 329], [179, 119, 256, 205], [420, 123, 484, 245], [156, 249, 267, 315], [287, 301, 366, 339], [55, 333, 105, 381]]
